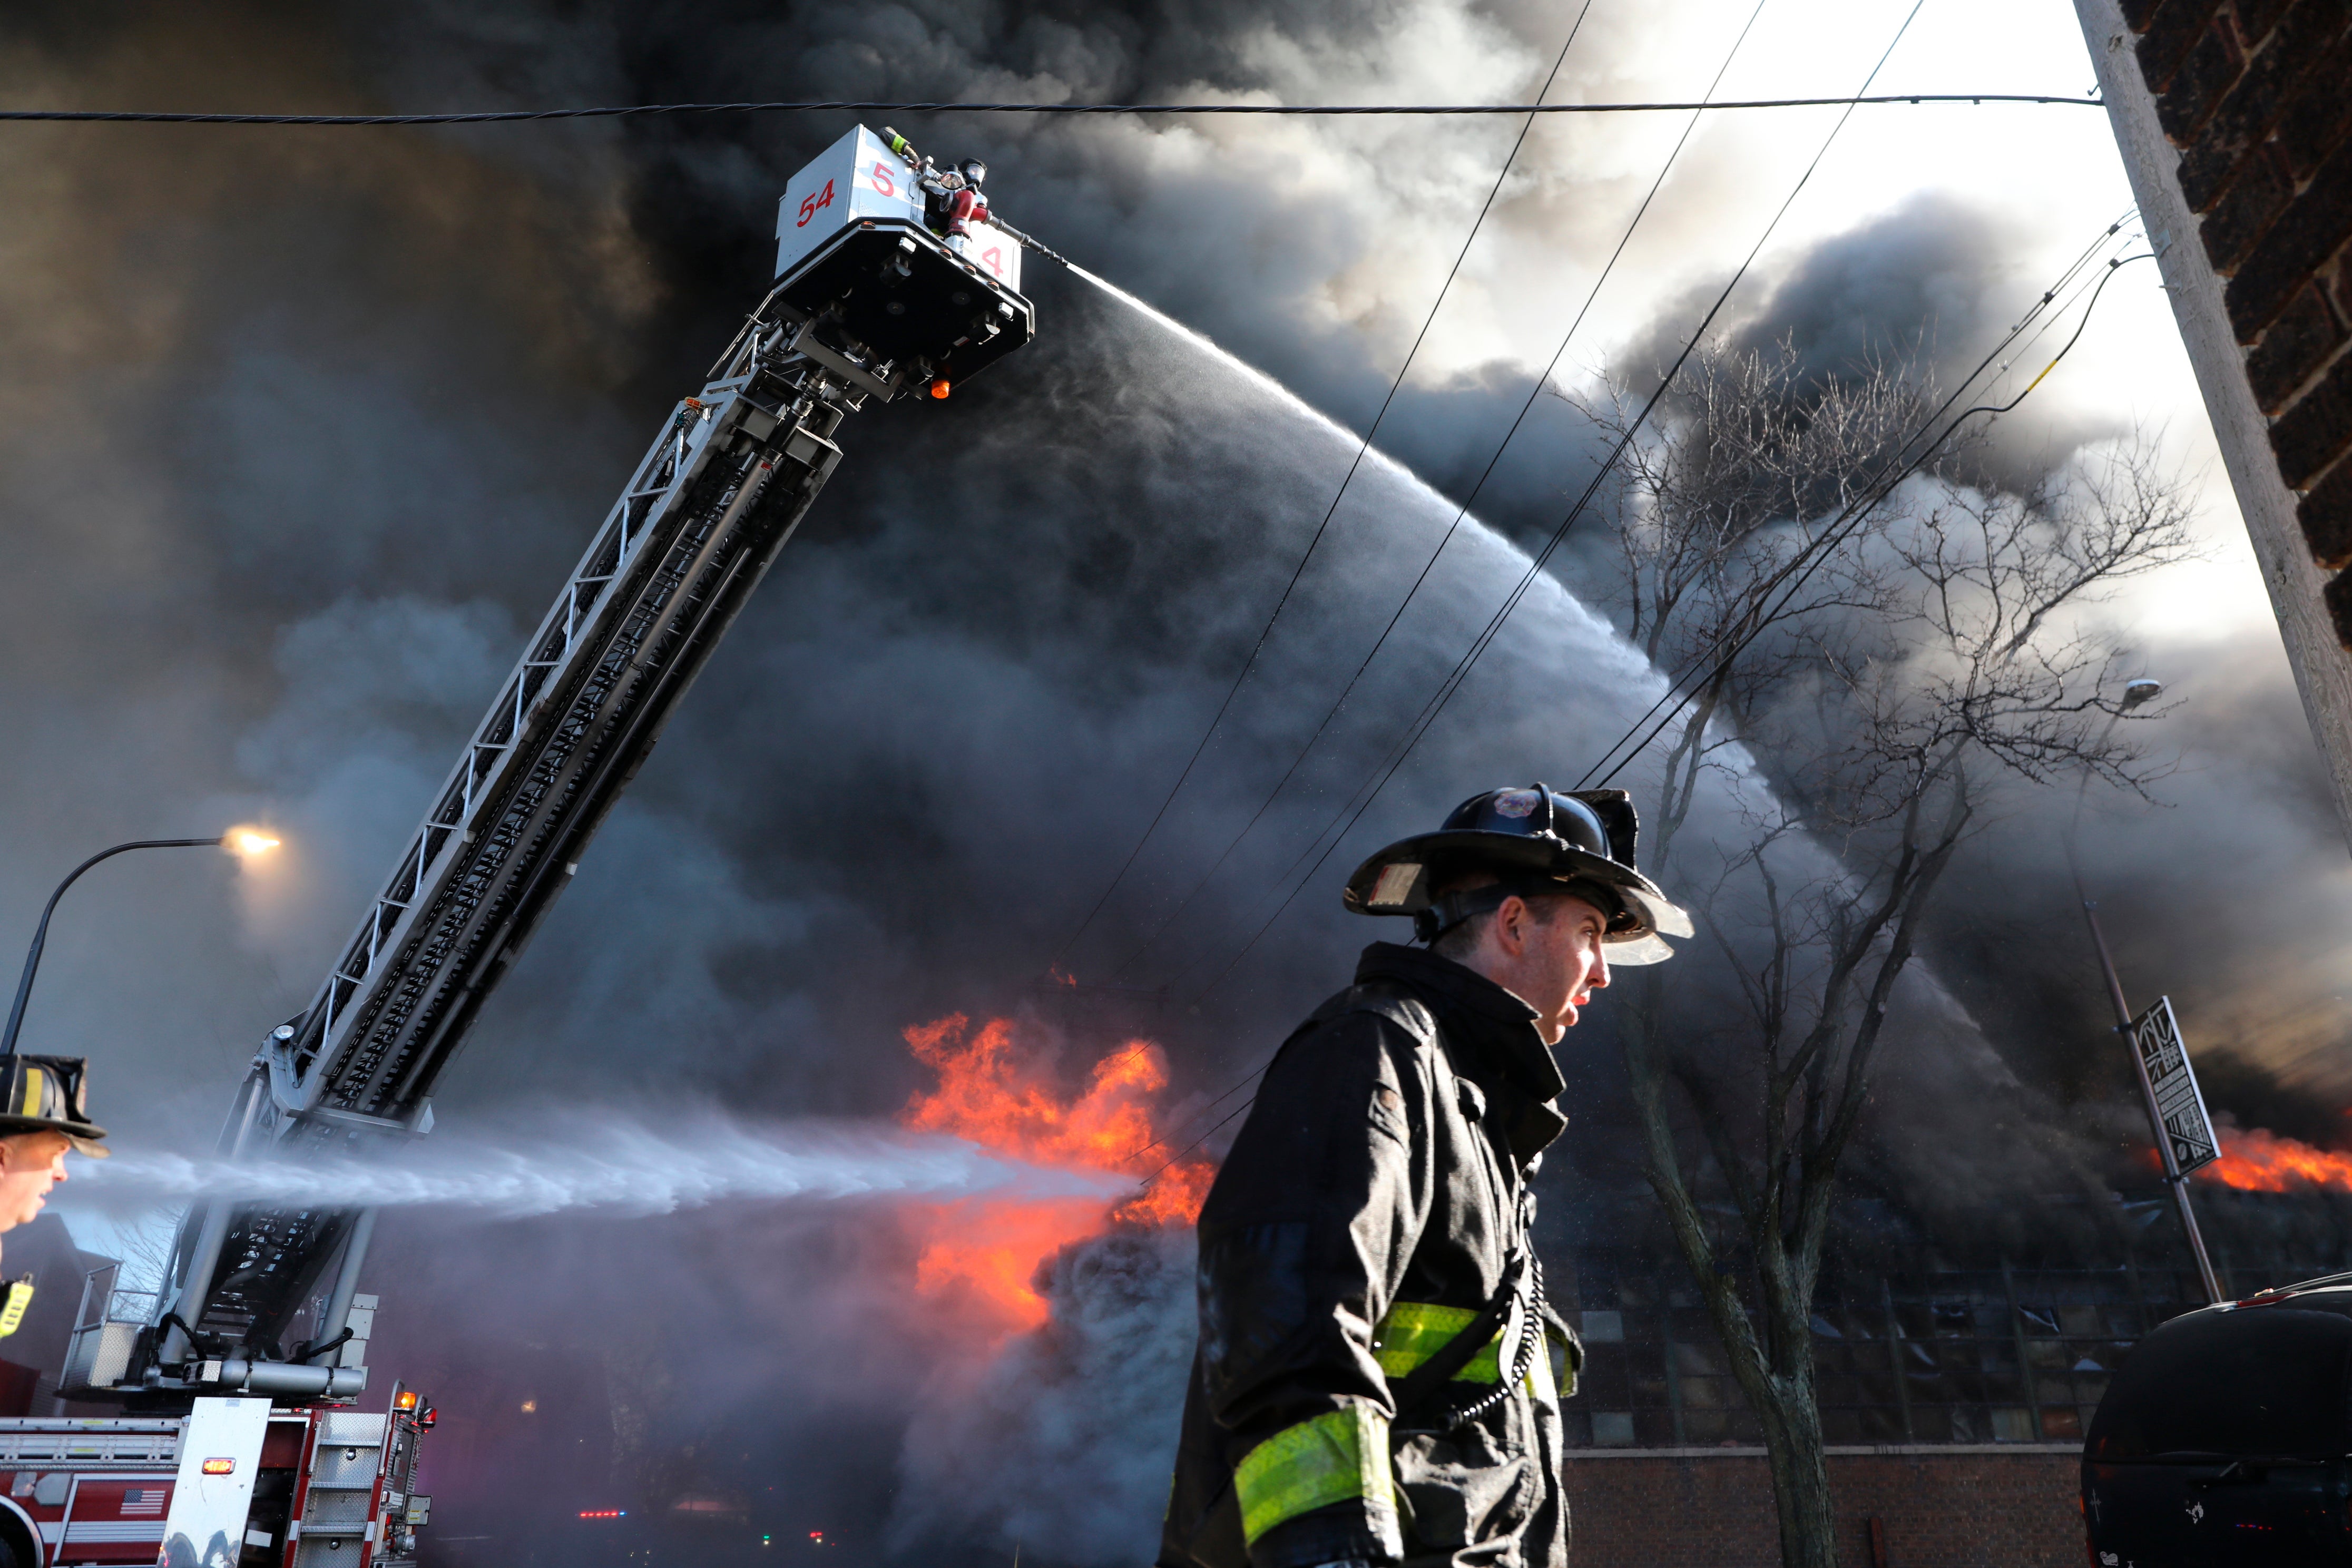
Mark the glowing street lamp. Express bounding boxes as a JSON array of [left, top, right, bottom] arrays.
[[0, 830, 282, 1059]]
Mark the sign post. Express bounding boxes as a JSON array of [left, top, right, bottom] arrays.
[[2083, 900, 2222, 1303], [2131, 996, 2220, 1177]]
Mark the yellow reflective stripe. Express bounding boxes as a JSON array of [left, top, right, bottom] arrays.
[[1373, 1300, 1564, 1397], [1371, 1301, 1502, 1383], [17, 1067, 43, 1119], [1234, 1406, 1393, 1545]]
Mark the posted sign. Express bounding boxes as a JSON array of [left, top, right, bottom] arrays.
[[2131, 995, 2219, 1176]]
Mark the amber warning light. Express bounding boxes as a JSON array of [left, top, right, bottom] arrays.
[[201, 1458, 234, 1475], [394, 1391, 419, 1411]]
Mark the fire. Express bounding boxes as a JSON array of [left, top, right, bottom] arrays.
[[898, 1011, 1214, 1329], [2199, 1127, 2352, 1193]]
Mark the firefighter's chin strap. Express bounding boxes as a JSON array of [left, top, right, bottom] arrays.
[[1413, 876, 1629, 946]]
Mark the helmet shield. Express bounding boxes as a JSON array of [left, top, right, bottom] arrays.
[[0, 1053, 108, 1156], [1343, 784, 1692, 963]]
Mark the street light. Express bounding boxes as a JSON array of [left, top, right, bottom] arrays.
[[2066, 676, 2222, 1304], [0, 830, 281, 1059]]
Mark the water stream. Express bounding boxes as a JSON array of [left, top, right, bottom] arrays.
[[57, 1113, 1126, 1222]]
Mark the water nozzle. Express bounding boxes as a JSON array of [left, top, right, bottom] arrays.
[[994, 221, 1073, 270]]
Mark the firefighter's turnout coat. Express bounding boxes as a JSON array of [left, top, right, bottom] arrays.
[[1159, 942, 1580, 1568]]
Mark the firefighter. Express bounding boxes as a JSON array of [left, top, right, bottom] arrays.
[[1158, 786, 1691, 1568], [0, 1053, 107, 1243], [944, 158, 991, 242]]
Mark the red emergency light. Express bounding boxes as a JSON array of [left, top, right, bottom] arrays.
[[578, 1510, 626, 1520]]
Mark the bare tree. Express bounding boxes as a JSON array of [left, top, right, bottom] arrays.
[[1573, 347, 2197, 1568]]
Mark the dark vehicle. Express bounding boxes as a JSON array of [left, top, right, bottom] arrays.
[[2083, 1274, 2352, 1566]]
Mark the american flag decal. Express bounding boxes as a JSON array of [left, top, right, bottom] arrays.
[[120, 1487, 165, 1517]]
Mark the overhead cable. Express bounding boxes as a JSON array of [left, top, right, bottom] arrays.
[[1100, 0, 1778, 985], [0, 95, 2101, 128], [1583, 247, 2155, 788], [1043, 3, 1596, 978], [1131, 225, 2155, 1191], [1569, 218, 2144, 790], [1159, 0, 1937, 1010]]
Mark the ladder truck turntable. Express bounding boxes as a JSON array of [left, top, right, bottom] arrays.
[[0, 125, 1035, 1568]]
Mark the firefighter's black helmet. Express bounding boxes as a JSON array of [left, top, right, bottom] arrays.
[[1342, 785, 1692, 964], [960, 158, 987, 187], [0, 1054, 107, 1156]]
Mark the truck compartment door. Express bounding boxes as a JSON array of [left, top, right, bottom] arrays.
[[158, 1398, 269, 1566]]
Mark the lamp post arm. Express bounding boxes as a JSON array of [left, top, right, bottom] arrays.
[[0, 837, 225, 1059]]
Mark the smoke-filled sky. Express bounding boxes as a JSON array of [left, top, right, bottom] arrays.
[[6, 1, 2352, 1562]]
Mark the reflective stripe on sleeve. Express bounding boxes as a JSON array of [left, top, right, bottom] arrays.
[[1373, 1302, 1501, 1383], [1373, 1301, 1560, 1397], [1234, 1405, 1393, 1545]]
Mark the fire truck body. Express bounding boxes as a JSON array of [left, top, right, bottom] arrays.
[[0, 1391, 426, 1568], [0, 126, 1039, 1565]]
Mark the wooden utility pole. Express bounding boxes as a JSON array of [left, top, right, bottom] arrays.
[[2071, 0, 2352, 855]]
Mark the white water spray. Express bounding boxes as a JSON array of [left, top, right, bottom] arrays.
[[1067, 264, 1493, 524], [60, 1113, 1130, 1222]]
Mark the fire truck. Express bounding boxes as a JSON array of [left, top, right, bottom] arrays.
[[0, 125, 1036, 1568]]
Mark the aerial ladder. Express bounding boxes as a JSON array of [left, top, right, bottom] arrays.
[[0, 124, 1036, 1568]]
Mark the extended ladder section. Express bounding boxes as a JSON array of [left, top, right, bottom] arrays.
[[72, 122, 1036, 1407], [96, 331, 876, 1403]]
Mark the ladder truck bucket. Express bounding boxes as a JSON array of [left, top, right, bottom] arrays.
[[9, 135, 1046, 1568], [770, 124, 1036, 399]]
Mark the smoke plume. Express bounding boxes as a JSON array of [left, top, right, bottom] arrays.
[[7, 4, 2352, 1565]]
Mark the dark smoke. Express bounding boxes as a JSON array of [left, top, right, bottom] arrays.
[[6, 5, 2351, 1566]]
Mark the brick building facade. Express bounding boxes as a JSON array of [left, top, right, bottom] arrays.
[[1545, 1188, 2349, 1561], [2075, 0, 2352, 844], [2122, 0, 2352, 604], [1561, 1448, 2082, 1568]]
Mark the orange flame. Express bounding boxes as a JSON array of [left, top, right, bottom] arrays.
[[899, 1011, 1214, 1329], [2199, 1127, 2352, 1193]]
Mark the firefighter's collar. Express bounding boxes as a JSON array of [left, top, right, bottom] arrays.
[[1354, 942, 1568, 1107]]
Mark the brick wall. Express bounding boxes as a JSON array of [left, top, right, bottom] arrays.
[[1561, 1447, 2083, 1568], [2118, 0, 2352, 640]]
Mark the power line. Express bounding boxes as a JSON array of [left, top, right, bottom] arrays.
[[1570, 215, 2142, 790], [1583, 246, 2155, 789], [0, 95, 2103, 128], [1123, 1064, 1269, 1170], [1162, 0, 1938, 1007], [1042, 4, 1596, 976], [1132, 232, 2149, 1197], [1100, 0, 1777, 986], [1136, 1090, 1262, 1187]]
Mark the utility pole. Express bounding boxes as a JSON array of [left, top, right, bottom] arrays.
[[2080, 897, 2222, 1305], [2069, 0, 2352, 856]]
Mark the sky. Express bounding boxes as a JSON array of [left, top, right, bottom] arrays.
[[5, 1, 2351, 1562]]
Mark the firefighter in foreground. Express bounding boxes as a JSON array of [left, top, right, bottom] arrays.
[[1159, 786, 1690, 1568]]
